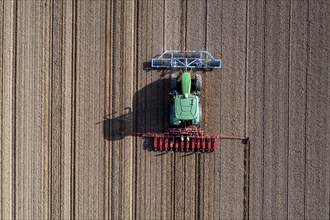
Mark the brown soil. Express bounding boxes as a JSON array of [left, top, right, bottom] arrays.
[[1, 0, 329, 219]]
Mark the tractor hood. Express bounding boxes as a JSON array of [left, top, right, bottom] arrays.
[[181, 71, 191, 97], [175, 94, 199, 120]]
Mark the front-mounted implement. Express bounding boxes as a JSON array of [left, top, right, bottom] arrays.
[[151, 50, 222, 69], [122, 50, 248, 152]]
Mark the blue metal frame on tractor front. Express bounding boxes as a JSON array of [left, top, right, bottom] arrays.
[[151, 50, 222, 69]]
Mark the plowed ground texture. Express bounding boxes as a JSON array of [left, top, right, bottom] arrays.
[[0, 0, 329, 219]]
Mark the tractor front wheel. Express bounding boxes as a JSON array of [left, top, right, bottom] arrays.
[[196, 74, 202, 92], [170, 73, 177, 92]]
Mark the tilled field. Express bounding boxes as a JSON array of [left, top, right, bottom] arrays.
[[0, 0, 329, 219]]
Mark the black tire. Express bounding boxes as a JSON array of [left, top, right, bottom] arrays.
[[208, 60, 221, 67], [199, 104, 202, 126], [169, 104, 175, 126], [152, 60, 171, 67], [170, 73, 177, 91], [195, 74, 202, 92], [186, 52, 201, 58]]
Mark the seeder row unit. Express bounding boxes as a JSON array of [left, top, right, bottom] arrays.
[[122, 128, 248, 152]]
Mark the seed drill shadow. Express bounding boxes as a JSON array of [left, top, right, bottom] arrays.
[[98, 107, 133, 142]]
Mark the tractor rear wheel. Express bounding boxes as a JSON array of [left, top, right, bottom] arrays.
[[199, 104, 202, 126], [196, 74, 202, 92], [170, 73, 177, 91]]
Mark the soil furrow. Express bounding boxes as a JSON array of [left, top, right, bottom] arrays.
[[288, 0, 309, 219], [263, 1, 290, 219], [247, 1, 265, 219], [74, 1, 106, 218], [305, 0, 329, 218], [219, 0, 247, 219], [1, 1, 16, 219]]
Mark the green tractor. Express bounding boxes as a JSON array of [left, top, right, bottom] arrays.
[[121, 50, 249, 152], [150, 50, 222, 128], [169, 71, 202, 127]]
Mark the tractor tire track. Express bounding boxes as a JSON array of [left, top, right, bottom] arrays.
[[204, 1, 224, 219], [263, 1, 290, 218], [219, 0, 247, 219], [74, 1, 107, 218]]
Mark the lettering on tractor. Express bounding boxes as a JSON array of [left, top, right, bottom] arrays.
[[122, 50, 249, 152]]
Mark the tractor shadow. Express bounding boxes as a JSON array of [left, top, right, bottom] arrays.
[[101, 74, 172, 151]]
